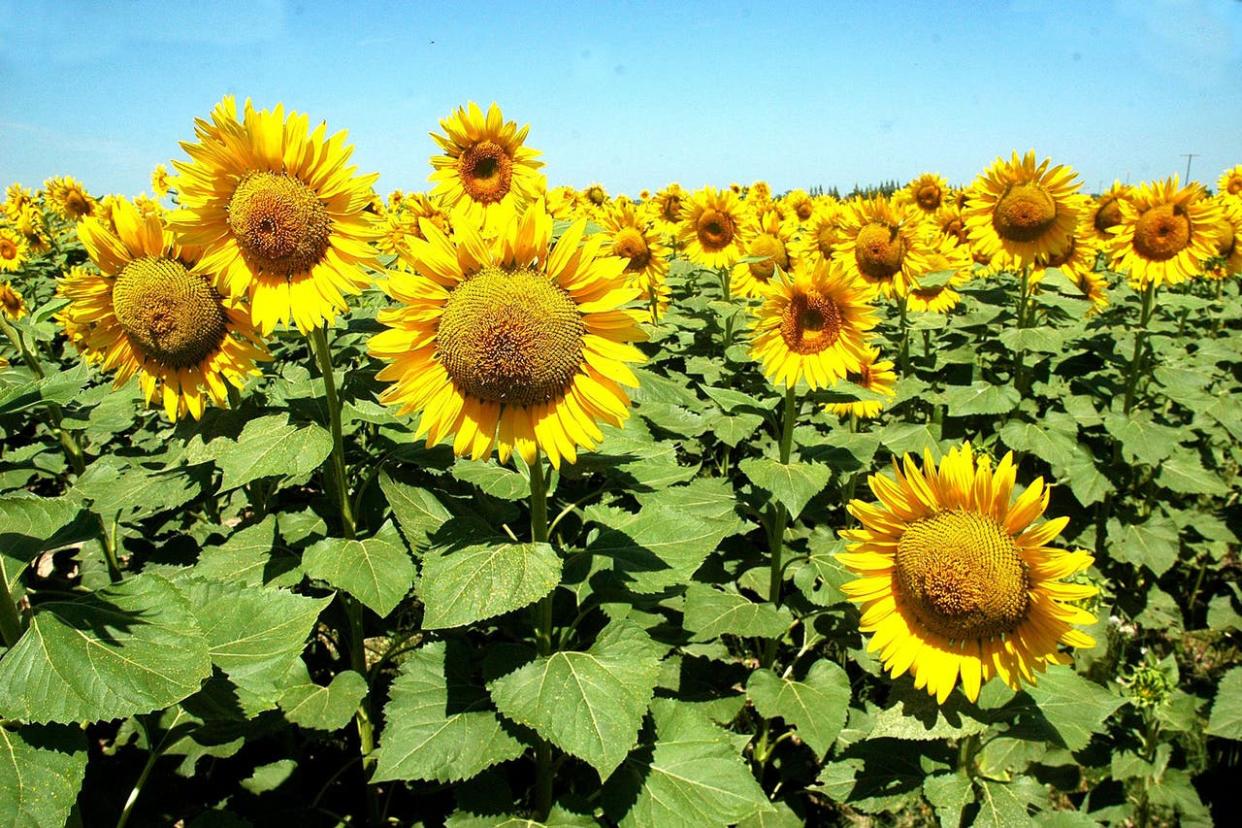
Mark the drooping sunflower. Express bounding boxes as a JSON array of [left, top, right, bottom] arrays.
[[839, 443, 1097, 703], [0, 226, 29, 273], [0, 281, 25, 320], [369, 201, 646, 469], [1219, 165, 1242, 200], [907, 173, 950, 214], [930, 202, 970, 248], [1035, 231, 1102, 293], [788, 201, 843, 268], [151, 164, 171, 198], [679, 186, 749, 269], [964, 151, 1085, 269], [749, 257, 879, 390], [169, 96, 382, 335], [825, 345, 896, 420], [1108, 177, 1222, 289], [833, 196, 927, 298], [64, 197, 269, 419], [1081, 181, 1131, 246], [44, 176, 96, 221], [903, 234, 973, 313], [731, 208, 797, 299], [429, 102, 546, 234], [648, 183, 687, 238], [599, 201, 671, 319]]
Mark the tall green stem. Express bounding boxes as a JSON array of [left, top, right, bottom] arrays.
[[760, 387, 798, 670], [307, 326, 377, 825], [528, 454, 555, 818], [1121, 282, 1157, 415], [1014, 266, 1030, 393], [897, 297, 910, 376]]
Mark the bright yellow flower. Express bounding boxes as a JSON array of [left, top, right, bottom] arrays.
[[66, 197, 269, 419], [833, 196, 928, 298], [151, 164, 171, 198], [840, 443, 1097, 703], [369, 200, 646, 469], [648, 183, 687, 238], [0, 227, 29, 273], [731, 208, 796, 298], [600, 201, 671, 319], [749, 258, 879, 390], [679, 186, 748, 269], [1214, 197, 1242, 277], [1218, 165, 1242, 199], [904, 233, 973, 313], [783, 189, 816, 224], [170, 96, 382, 335], [0, 281, 25, 320], [907, 172, 950, 214], [1108, 177, 1222, 289], [825, 345, 896, 420], [44, 176, 96, 221], [1081, 181, 1131, 246], [788, 202, 843, 268], [547, 185, 582, 221], [3, 184, 32, 220]]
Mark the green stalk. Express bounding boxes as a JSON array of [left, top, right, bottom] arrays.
[[307, 326, 377, 825], [528, 454, 555, 818], [0, 558, 25, 647], [897, 296, 911, 376], [1121, 282, 1158, 415], [760, 387, 798, 668], [1014, 266, 1030, 393]]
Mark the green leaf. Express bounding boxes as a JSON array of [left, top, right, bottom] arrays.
[[1102, 411, 1179, 467], [868, 681, 990, 742], [683, 583, 793, 641], [192, 515, 301, 588], [976, 778, 1044, 827], [303, 521, 414, 618], [0, 493, 84, 571], [739, 457, 830, 519], [0, 724, 88, 828], [240, 759, 296, 795], [877, 421, 941, 456], [586, 505, 734, 593], [189, 413, 332, 491], [700, 384, 767, 413], [602, 698, 771, 827], [746, 660, 851, 758], [1206, 666, 1242, 740], [1061, 451, 1113, 507], [1157, 452, 1228, 496], [922, 772, 974, 828], [942, 382, 1020, 417], [998, 420, 1077, 469], [418, 524, 561, 629], [278, 670, 368, 732], [380, 471, 452, 545], [0, 573, 212, 723], [178, 578, 331, 707], [1109, 516, 1180, 576], [1009, 667, 1126, 751], [451, 459, 530, 500], [373, 640, 524, 783], [75, 457, 205, 522], [488, 622, 663, 779]]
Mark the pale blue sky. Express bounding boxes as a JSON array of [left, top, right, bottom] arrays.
[[2, 0, 1241, 198]]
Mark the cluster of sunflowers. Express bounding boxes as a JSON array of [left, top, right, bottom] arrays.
[[1, 98, 1240, 709]]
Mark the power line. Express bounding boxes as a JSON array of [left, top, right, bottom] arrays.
[[1182, 153, 1200, 182]]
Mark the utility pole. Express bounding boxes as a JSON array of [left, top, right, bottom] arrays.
[[1182, 153, 1199, 182]]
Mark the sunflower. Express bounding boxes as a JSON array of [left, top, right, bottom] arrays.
[[65, 197, 269, 419], [547, 185, 582, 221], [1214, 198, 1242, 277], [679, 186, 749, 269], [930, 203, 970, 248], [1035, 232, 1102, 291], [44, 176, 96, 221], [599, 201, 671, 319], [169, 96, 382, 335], [428, 102, 545, 234], [904, 234, 973, 313], [0, 226, 29, 273], [788, 201, 843, 268], [907, 173, 950, 214], [783, 189, 816, 224], [0, 281, 25, 320], [151, 164, 171, 198], [833, 196, 926, 298], [964, 151, 1085, 269], [55, 268, 97, 360], [748, 181, 772, 203], [648, 183, 686, 237], [839, 443, 1097, 703], [749, 258, 879, 390], [3, 184, 32, 220], [1081, 181, 1131, 246], [1108, 177, 1222, 289], [369, 201, 646, 469], [378, 192, 452, 256], [731, 208, 796, 298], [1219, 165, 1242, 200], [825, 345, 896, 420], [12, 204, 49, 254]]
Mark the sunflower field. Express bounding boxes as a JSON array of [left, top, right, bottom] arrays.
[[0, 99, 1239, 828]]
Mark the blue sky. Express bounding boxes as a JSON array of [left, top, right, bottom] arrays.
[[2, 0, 1241, 198]]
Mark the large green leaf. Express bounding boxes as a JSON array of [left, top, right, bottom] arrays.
[[739, 457, 830, 519], [0, 493, 84, 576], [1109, 516, 1180, 576], [278, 669, 368, 733], [380, 471, 452, 545], [187, 413, 332, 491], [942, 382, 1020, 416], [192, 515, 301, 588], [418, 523, 560, 629], [0, 573, 212, 723], [488, 622, 663, 779], [1008, 667, 1126, 751], [747, 659, 851, 758], [868, 681, 990, 742], [683, 583, 792, 641], [373, 640, 524, 783], [586, 504, 734, 594], [1157, 451, 1228, 496], [303, 521, 414, 618], [1207, 666, 1242, 740], [0, 724, 88, 828], [602, 698, 771, 827], [451, 459, 529, 500]]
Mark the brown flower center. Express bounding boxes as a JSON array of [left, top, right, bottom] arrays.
[[796, 201, 815, 221], [1094, 196, 1123, 234], [895, 510, 1030, 641], [0, 240, 16, 260], [696, 209, 735, 250], [614, 228, 651, 271], [457, 140, 514, 205], [65, 191, 91, 219], [112, 257, 228, 368], [993, 183, 1058, 243], [1215, 218, 1235, 258], [228, 172, 332, 276], [779, 289, 843, 355], [437, 267, 585, 407], [1132, 203, 1192, 261], [854, 222, 905, 280], [660, 195, 682, 222], [816, 224, 839, 259], [1228, 177, 1242, 196], [916, 184, 942, 211]]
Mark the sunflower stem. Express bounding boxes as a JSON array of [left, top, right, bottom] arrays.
[[897, 296, 911, 376], [1014, 266, 1030, 394], [760, 387, 798, 671], [308, 325, 356, 539], [1121, 282, 1157, 415], [528, 453, 556, 819]]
